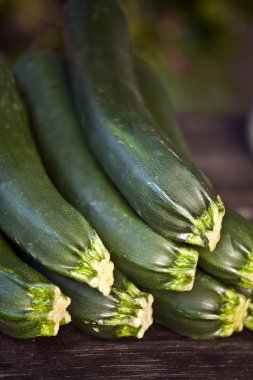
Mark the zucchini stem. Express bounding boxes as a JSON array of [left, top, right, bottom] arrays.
[[167, 246, 198, 291], [187, 196, 225, 251], [134, 294, 154, 338], [244, 303, 253, 330], [46, 287, 71, 334], [91, 281, 153, 339], [237, 249, 253, 288], [219, 289, 250, 337], [23, 284, 71, 337], [71, 234, 114, 296]]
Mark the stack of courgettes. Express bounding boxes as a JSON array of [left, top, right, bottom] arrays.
[[0, 0, 252, 341], [0, 64, 153, 340]]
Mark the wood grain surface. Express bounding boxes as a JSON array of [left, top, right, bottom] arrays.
[[1, 114, 253, 380]]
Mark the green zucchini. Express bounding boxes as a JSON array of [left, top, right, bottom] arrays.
[[13, 50, 198, 292], [0, 232, 70, 339], [0, 65, 113, 296], [64, 0, 225, 252], [136, 57, 253, 289], [151, 271, 250, 339], [20, 252, 153, 339]]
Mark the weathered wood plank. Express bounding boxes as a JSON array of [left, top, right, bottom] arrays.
[[0, 324, 253, 379]]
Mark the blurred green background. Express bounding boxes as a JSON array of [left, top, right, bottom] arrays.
[[1, 0, 253, 113]]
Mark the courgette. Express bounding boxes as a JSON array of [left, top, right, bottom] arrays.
[[0, 66, 113, 296], [136, 57, 253, 288], [0, 232, 70, 339], [64, 0, 225, 251], [151, 271, 250, 339], [13, 50, 198, 291], [20, 251, 153, 339]]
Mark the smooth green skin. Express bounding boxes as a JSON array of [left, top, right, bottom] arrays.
[[136, 57, 253, 288], [151, 271, 244, 340], [0, 232, 67, 339], [0, 66, 104, 285], [199, 209, 253, 288], [13, 51, 198, 291], [64, 0, 222, 248], [134, 57, 191, 160]]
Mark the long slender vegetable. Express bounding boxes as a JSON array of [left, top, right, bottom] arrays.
[[0, 232, 70, 339], [64, 0, 225, 252], [19, 251, 153, 339], [151, 271, 250, 339], [136, 57, 253, 289], [13, 51, 198, 292], [0, 65, 113, 296]]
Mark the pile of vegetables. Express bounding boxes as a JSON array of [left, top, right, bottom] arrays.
[[0, 0, 253, 341]]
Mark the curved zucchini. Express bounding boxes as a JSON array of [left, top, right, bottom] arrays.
[[13, 50, 198, 291], [0, 66, 113, 296], [21, 252, 153, 339], [151, 271, 250, 339], [136, 57, 253, 289], [64, 0, 224, 251], [0, 232, 70, 339]]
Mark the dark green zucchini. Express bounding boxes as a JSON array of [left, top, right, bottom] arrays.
[[0, 232, 70, 339], [135, 57, 253, 289], [64, 0, 225, 252], [0, 66, 113, 296], [19, 250, 153, 339], [13, 50, 198, 292], [151, 271, 250, 339]]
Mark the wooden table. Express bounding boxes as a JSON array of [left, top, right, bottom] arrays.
[[1, 114, 253, 379]]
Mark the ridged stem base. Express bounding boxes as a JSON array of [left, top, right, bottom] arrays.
[[187, 196, 225, 251], [219, 289, 250, 337], [71, 234, 114, 296]]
